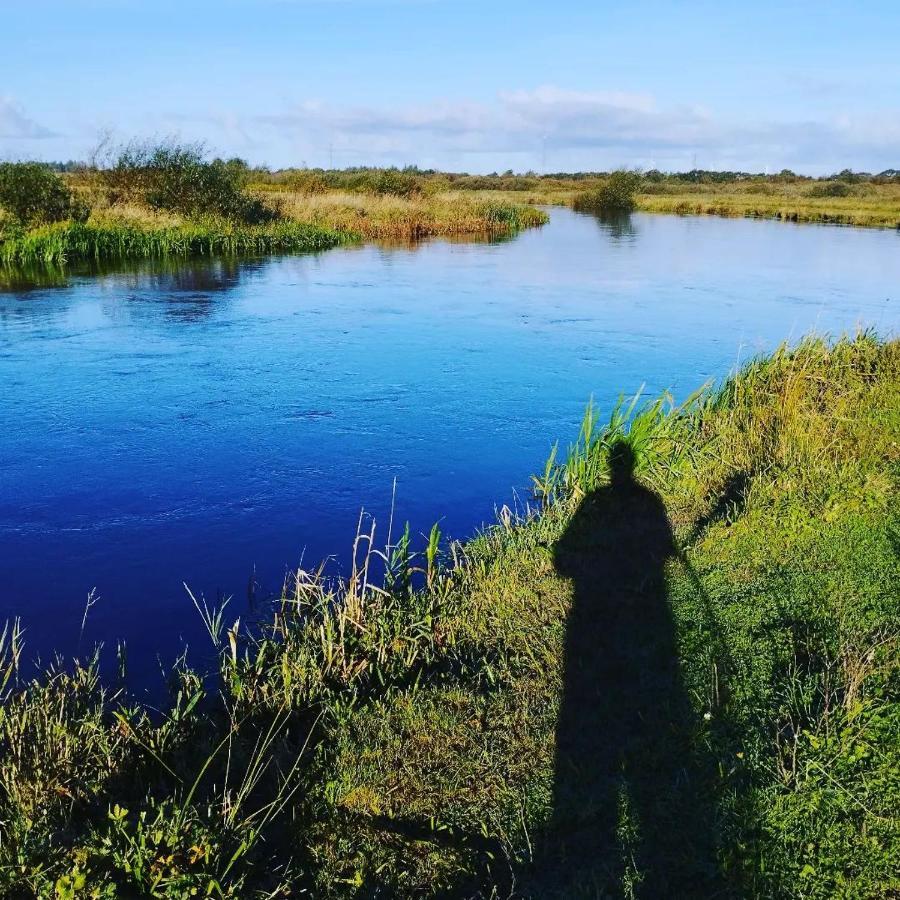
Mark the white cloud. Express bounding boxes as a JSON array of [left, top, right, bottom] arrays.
[[21, 85, 899, 173], [0, 97, 55, 140], [270, 86, 897, 173]]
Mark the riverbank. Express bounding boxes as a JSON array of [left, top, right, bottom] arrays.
[[0, 220, 354, 266], [636, 187, 900, 228], [478, 179, 900, 229], [3, 165, 898, 271], [1, 333, 897, 897], [0, 156, 550, 267], [258, 189, 550, 240], [0, 201, 548, 267]]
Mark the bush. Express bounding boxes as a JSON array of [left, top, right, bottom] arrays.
[[0, 162, 89, 226], [279, 170, 330, 194], [102, 141, 279, 224], [315, 167, 424, 198], [573, 170, 642, 213], [808, 180, 853, 198], [369, 169, 422, 197]]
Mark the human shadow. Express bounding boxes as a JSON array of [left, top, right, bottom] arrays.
[[538, 440, 726, 897]]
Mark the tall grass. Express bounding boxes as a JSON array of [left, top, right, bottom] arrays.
[[272, 190, 549, 239], [0, 191, 547, 269], [532, 386, 707, 505], [0, 220, 354, 266]]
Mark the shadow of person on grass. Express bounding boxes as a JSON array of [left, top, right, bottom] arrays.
[[538, 439, 725, 897]]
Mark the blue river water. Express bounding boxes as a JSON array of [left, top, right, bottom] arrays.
[[1, 208, 898, 688]]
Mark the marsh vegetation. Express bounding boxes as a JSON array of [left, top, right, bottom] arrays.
[[0, 143, 550, 267], [3, 142, 898, 272]]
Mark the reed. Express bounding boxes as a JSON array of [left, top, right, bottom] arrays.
[[0, 220, 354, 266]]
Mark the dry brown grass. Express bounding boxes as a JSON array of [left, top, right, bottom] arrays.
[[272, 189, 547, 239]]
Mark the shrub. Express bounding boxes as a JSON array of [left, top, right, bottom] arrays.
[[573, 170, 642, 213], [808, 180, 853, 198], [315, 168, 424, 198], [280, 170, 330, 194], [369, 169, 422, 197], [0, 162, 89, 226], [102, 141, 279, 224]]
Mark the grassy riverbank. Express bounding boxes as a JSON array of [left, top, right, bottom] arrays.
[[472, 176, 900, 228], [635, 182, 900, 228], [0, 220, 353, 266], [0, 152, 550, 268], [1, 334, 897, 897], [3, 157, 898, 271], [0, 200, 548, 267]]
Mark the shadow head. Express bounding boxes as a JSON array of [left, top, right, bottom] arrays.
[[608, 439, 637, 486]]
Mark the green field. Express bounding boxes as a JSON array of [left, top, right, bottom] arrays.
[[1, 334, 897, 897]]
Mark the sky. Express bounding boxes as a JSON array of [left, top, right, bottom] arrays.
[[2, 0, 899, 174]]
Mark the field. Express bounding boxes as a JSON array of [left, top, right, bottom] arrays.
[[1, 334, 897, 897]]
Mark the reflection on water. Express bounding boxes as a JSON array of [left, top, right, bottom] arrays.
[[1, 209, 898, 690], [0, 228, 513, 294], [0, 264, 71, 292], [591, 211, 638, 242], [3, 256, 245, 294]]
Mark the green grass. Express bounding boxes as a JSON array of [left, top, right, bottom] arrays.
[[1, 334, 898, 897], [0, 200, 547, 268], [0, 220, 355, 266]]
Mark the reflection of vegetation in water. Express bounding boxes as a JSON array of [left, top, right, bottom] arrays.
[[372, 226, 520, 255], [0, 226, 519, 295], [1, 334, 898, 897], [0, 263, 71, 292], [591, 210, 638, 241], [0, 257, 251, 328], [0, 254, 247, 294]]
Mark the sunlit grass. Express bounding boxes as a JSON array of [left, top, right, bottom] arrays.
[[0, 220, 354, 266], [270, 189, 548, 239]]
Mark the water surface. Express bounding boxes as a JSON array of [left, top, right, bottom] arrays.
[[1, 209, 897, 686]]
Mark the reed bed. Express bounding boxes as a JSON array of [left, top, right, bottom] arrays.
[[0, 220, 353, 266], [1, 334, 897, 896]]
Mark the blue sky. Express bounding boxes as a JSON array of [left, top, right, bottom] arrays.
[[3, 0, 899, 173]]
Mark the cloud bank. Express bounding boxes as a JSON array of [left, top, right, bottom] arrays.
[[238, 86, 900, 173], [4, 87, 899, 174]]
